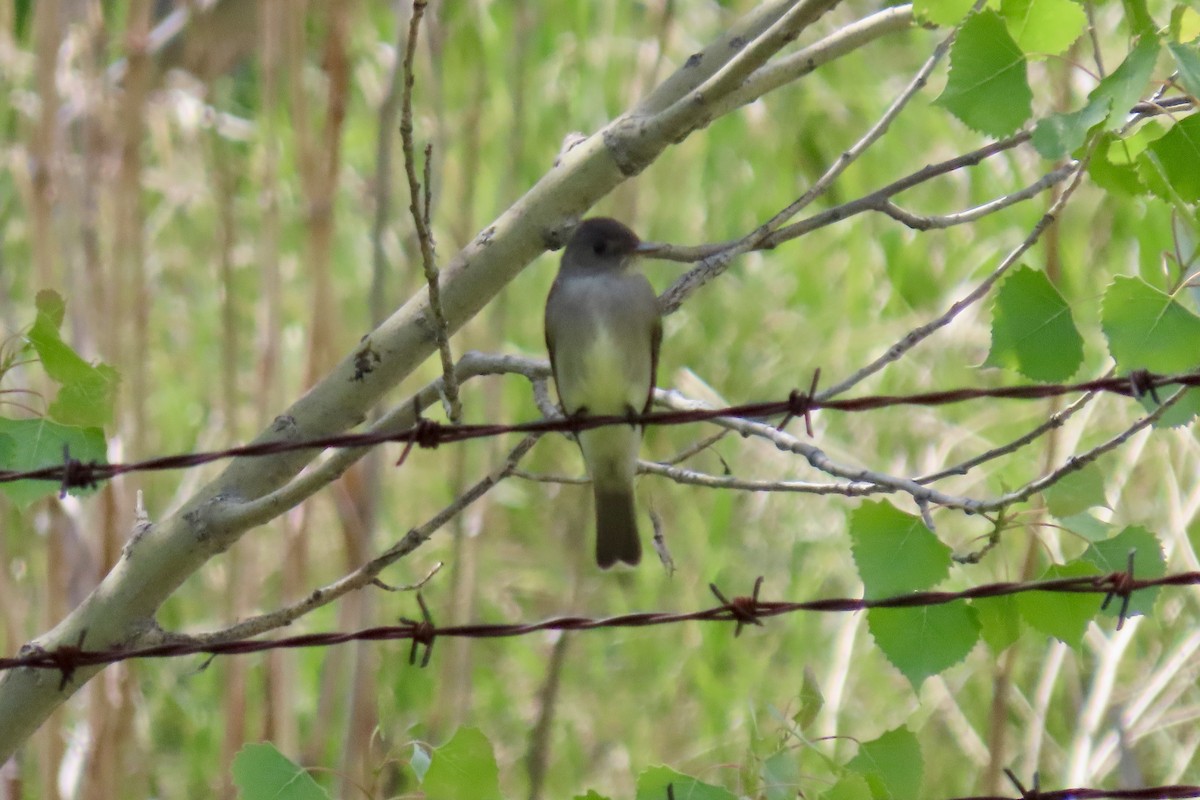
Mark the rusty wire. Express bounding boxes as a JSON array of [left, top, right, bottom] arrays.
[[0, 368, 1191, 495], [2, 566, 1191, 683]]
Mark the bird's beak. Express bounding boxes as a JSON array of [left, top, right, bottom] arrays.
[[635, 240, 667, 257]]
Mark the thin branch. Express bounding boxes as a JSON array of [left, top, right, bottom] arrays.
[[400, 0, 462, 422], [643, 460, 878, 496], [976, 387, 1189, 512], [878, 162, 1078, 231], [817, 156, 1091, 400], [662, 430, 731, 466], [659, 1, 980, 310], [188, 436, 538, 646], [918, 387, 1102, 484]]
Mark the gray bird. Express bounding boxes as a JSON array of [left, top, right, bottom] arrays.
[[544, 218, 663, 568]]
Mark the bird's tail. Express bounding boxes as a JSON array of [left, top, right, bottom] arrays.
[[594, 485, 641, 568], [579, 425, 643, 568]]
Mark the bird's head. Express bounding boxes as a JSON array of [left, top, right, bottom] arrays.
[[562, 217, 662, 272]]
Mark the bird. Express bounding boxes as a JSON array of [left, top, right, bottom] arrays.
[[544, 218, 663, 568]]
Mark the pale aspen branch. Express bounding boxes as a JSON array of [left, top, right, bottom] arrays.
[[642, 461, 878, 496], [226, 352, 542, 531], [176, 436, 538, 647], [653, 383, 1189, 517], [647, 0, 843, 138], [654, 388, 980, 510], [713, 4, 916, 118], [636, 0, 802, 114]]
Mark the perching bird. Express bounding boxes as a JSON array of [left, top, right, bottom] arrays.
[[545, 218, 663, 568]]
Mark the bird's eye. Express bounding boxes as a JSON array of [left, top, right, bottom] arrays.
[[593, 241, 607, 256]]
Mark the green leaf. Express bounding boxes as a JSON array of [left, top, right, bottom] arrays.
[[1171, 6, 1200, 43], [849, 501, 952, 599], [1093, 36, 1161, 132], [1088, 133, 1147, 195], [1140, 114, 1200, 203], [1101, 274, 1200, 368], [846, 727, 923, 800], [1032, 99, 1112, 159], [25, 290, 120, 428], [793, 667, 825, 731], [1168, 41, 1200, 98], [1000, 0, 1086, 56], [915, 0, 976, 26], [867, 604, 981, 688], [231, 742, 330, 800], [0, 418, 107, 507], [934, 10, 1032, 136], [422, 727, 503, 800], [1081, 526, 1165, 618], [1043, 463, 1107, 518], [1101, 275, 1200, 426], [824, 774, 874, 800], [762, 749, 802, 800], [984, 265, 1084, 381], [635, 766, 736, 800], [1056, 511, 1114, 542], [1032, 36, 1160, 159], [1015, 561, 1103, 648], [574, 792, 610, 800], [972, 595, 1022, 654]]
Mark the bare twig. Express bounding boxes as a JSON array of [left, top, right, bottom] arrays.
[[660, 0, 983, 310], [400, 0, 462, 422], [817, 156, 1091, 400], [186, 436, 537, 646]]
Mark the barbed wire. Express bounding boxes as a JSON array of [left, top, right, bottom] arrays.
[[943, 768, 1200, 800], [2, 563, 1189, 685], [0, 367, 1190, 495]]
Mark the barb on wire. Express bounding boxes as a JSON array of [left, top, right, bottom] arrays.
[[777, 369, 820, 435], [4, 569, 1198, 677], [401, 592, 436, 667], [710, 576, 765, 636], [3, 368, 1198, 492], [1099, 550, 1137, 630]]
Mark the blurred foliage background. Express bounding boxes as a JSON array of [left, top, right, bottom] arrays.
[[2, 0, 1199, 798]]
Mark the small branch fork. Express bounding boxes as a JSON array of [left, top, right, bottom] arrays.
[[0, 561, 1173, 678]]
